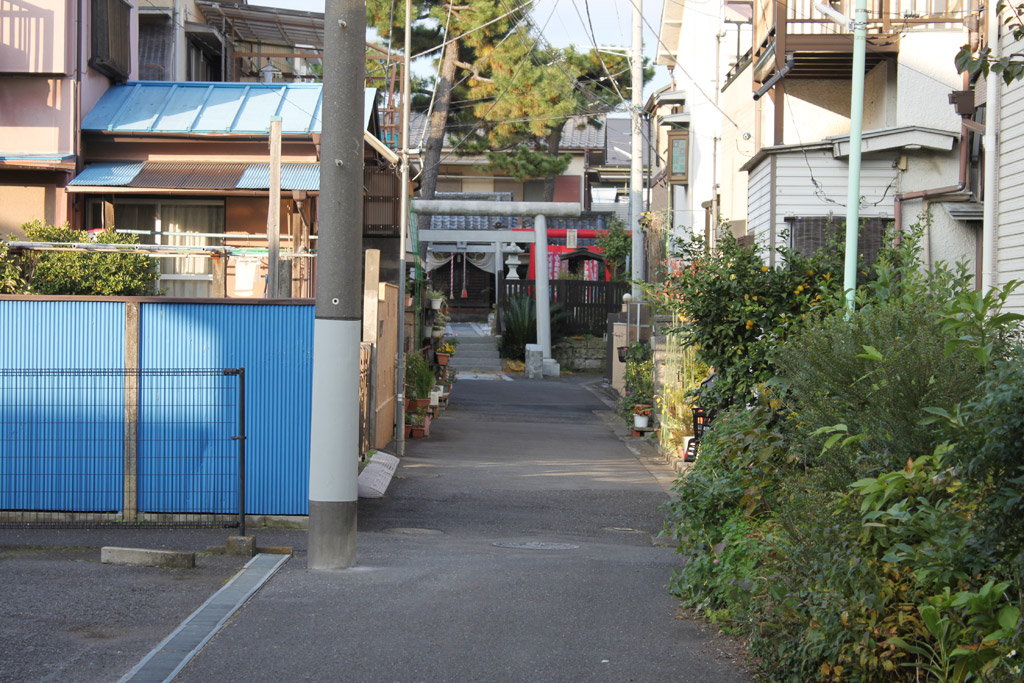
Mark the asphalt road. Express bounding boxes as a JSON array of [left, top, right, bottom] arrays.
[[177, 373, 751, 682], [0, 373, 751, 682]]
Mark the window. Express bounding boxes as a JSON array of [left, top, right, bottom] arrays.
[[667, 130, 689, 183], [90, 0, 131, 81], [785, 216, 889, 269], [114, 200, 226, 297]]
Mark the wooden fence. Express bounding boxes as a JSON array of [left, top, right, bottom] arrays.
[[360, 250, 398, 451], [500, 279, 630, 337]]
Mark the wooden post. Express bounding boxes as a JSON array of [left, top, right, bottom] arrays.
[[267, 116, 282, 297], [211, 253, 227, 298], [363, 249, 381, 454], [123, 302, 140, 521], [103, 200, 115, 230], [290, 211, 302, 297], [362, 249, 381, 344]]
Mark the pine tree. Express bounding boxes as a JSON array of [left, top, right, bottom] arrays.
[[456, 38, 651, 200], [366, 1, 529, 225]]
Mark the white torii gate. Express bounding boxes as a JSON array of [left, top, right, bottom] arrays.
[[413, 199, 582, 376]]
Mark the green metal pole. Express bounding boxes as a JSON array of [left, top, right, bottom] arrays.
[[843, 0, 868, 312]]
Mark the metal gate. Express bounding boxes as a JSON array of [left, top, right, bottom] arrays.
[[0, 368, 246, 529]]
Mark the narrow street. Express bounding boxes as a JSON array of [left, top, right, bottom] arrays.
[[171, 371, 752, 682]]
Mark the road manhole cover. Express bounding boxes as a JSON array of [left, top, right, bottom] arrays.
[[384, 528, 444, 536], [492, 541, 580, 551]]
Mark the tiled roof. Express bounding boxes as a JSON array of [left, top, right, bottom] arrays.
[[603, 116, 654, 167], [407, 113, 606, 152], [559, 116, 605, 149], [428, 192, 520, 230]]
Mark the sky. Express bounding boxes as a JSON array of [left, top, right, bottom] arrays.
[[255, 0, 671, 104]]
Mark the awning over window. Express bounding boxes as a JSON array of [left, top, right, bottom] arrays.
[[67, 161, 321, 192]]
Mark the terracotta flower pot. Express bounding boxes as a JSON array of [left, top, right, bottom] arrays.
[[436, 352, 450, 366]]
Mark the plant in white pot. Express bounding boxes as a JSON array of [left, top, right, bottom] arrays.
[[633, 403, 652, 429], [427, 289, 445, 310]]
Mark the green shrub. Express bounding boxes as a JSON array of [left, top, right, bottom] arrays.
[[644, 232, 845, 411], [662, 219, 1024, 681], [0, 241, 26, 293], [22, 221, 159, 296], [773, 294, 981, 481], [664, 401, 788, 616], [596, 216, 630, 280], [498, 295, 567, 361], [404, 351, 434, 400], [616, 341, 654, 422]]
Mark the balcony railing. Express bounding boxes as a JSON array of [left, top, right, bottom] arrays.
[[754, 0, 968, 51]]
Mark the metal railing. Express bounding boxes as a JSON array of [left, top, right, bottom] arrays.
[[0, 368, 246, 529]]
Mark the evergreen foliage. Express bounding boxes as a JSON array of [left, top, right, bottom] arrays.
[[658, 215, 1024, 680], [16, 221, 159, 296]]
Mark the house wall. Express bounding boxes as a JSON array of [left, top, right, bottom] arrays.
[[659, 0, 725, 241], [896, 32, 965, 133], [0, 0, 73, 74], [897, 148, 975, 270], [746, 156, 772, 249], [863, 60, 897, 131], [0, 78, 77, 157], [747, 149, 898, 250], [998, 33, 1024, 312], [784, 80, 852, 144], [0, 0, 138, 230], [748, 145, 973, 270], [0, 184, 59, 236], [720, 65, 757, 227], [138, 0, 202, 80]]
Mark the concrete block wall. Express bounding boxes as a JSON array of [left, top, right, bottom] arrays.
[[552, 337, 606, 373]]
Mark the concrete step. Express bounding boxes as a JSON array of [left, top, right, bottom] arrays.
[[456, 348, 501, 359], [452, 337, 497, 346], [450, 358, 504, 371]]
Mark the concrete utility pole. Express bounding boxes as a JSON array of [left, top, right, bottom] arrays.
[[630, 0, 644, 298], [396, 0, 412, 458], [308, 0, 364, 570], [267, 116, 282, 297]]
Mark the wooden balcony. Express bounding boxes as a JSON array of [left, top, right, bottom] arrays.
[[753, 0, 967, 81]]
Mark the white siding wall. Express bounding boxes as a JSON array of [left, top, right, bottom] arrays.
[[774, 151, 899, 220], [746, 157, 772, 248], [998, 34, 1024, 312]]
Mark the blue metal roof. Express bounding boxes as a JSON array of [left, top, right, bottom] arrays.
[[82, 82, 378, 136], [67, 162, 145, 186], [69, 161, 322, 191], [237, 163, 321, 191]]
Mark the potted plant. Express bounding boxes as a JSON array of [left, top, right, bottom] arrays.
[[405, 351, 436, 410], [633, 403, 652, 429], [435, 337, 457, 366], [427, 289, 445, 310], [405, 408, 431, 438], [616, 341, 654, 429]]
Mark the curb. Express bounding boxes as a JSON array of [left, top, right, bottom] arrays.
[[101, 546, 196, 569]]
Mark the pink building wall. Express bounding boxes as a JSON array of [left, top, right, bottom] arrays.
[[0, 0, 137, 231]]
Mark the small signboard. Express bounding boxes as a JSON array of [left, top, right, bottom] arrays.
[[566, 229, 578, 250]]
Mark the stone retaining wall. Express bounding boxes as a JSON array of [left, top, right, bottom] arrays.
[[553, 336, 606, 372]]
